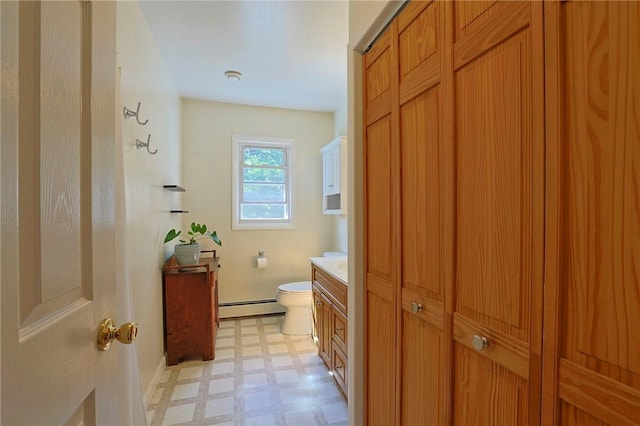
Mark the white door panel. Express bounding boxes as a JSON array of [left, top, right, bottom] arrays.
[[1, 1, 119, 424]]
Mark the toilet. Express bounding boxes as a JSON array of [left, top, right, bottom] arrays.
[[275, 281, 312, 335]]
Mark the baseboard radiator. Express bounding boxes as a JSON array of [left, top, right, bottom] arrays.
[[219, 298, 285, 319]]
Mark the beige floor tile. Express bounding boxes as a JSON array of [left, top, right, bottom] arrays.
[[217, 327, 235, 336], [244, 390, 272, 411], [177, 365, 204, 380], [283, 408, 320, 426], [147, 315, 346, 426], [268, 343, 289, 354], [208, 377, 235, 394], [205, 396, 234, 417], [244, 413, 278, 426], [274, 369, 300, 384], [210, 360, 235, 376], [271, 355, 294, 368], [243, 358, 265, 371], [243, 372, 268, 389], [241, 334, 261, 345], [321, 401, 348, 423], [162, 403, 195, 426], [243, 345, 264, 357], [170, 382, 200, 400]]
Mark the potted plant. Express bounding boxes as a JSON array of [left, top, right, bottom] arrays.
[[164, 222, 222, 266]]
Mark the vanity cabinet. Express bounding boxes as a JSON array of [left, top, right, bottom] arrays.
[[162, 255, 220, 365], [321, 136, 347, 214], [311, 264, 348, 397]]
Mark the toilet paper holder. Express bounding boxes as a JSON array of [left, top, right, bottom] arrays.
[[256, 251, 268, 269]]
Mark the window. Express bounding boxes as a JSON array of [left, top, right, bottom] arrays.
[[232, 135, 295, 229]]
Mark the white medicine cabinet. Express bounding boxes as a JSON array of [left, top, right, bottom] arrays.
[[321, 136, 347, 214]]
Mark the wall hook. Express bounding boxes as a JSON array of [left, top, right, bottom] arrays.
[[123, 102, 149, 125], [136, 134, 158, 155]]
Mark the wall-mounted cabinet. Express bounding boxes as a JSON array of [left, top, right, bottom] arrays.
[[321, 136, 347, 214]]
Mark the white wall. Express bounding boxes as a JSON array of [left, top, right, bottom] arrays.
[[116, 1, 181, 399], [181, 99, 334, 307], [333, 105, 349, 255]]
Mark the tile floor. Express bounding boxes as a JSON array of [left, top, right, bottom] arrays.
[[147, 315, 348, 426]]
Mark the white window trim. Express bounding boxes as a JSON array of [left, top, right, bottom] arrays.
[[232, 135, 296, 230]]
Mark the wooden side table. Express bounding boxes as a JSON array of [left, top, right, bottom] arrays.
[[162, 255, 220, 365]]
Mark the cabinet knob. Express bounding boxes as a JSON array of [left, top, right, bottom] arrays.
[[316, 300, 323, 306], [471, 335, 489, 351], [335, 326, 344, 332], [411, 302, 423, 314]]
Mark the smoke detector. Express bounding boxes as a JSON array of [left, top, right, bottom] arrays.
[[224, 70, 242, 81]]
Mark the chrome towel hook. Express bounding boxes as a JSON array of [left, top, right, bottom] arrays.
[[123, 102, 149, 125], [136, 134, 158, 155]]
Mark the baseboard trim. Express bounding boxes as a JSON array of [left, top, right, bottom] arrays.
[[219, 301, 285, 319], [143, 355, 167, 409]]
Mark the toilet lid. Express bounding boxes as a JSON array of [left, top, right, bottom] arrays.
[[279, 281, 311, 293]]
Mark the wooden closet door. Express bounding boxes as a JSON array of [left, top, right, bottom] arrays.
[[364, 28, 398, 426], [449, 2, 545, 425], [397, 2, 447, 425], [543, 2, 640, 425]]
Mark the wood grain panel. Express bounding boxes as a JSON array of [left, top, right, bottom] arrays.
[[398, 1, 441, 106], [559, 401, 607, 426], [366, 92, 392, 127], [455, 0, 498, 35], [401, 289, 443, 330], [561, 0, 640, 376], [543, 1, 640, 423], [454, 1, 529, 70], [453, 343, 528, 426], [559, 359, 640, 426], [366, 291, 395, 426], [365, 116, 393, 282], [453, 313, 529, 380], [400, 311, 442, 425], [455, 29, 532, 338], [399, 1, 437, 82], [400, 86, 441, 301], [366, 46, 391, 104]]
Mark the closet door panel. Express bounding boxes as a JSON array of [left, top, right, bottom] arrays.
[[364, 26, 397, 425], [453, 345, 528, 425], [455, 30, 531, 339], [401, 312, 442, 425], [366, 291, 395, 426], [451, 2, 544, 425], [401, 87, 441, 302], [398, 2, 447, 425], [543, 1, 640, 425]]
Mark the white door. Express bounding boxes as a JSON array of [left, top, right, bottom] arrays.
[[1, 2, 121, 424]]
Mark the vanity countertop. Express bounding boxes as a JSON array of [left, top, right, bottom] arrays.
[[309, 256, 348, 285]]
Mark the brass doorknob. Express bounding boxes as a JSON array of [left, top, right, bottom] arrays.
[[97, 318, 138, 351]]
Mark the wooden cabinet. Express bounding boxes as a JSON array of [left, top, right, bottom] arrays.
[[321, 136, 347, 214], [311, 264, 348, 397], [162, 256, 220, 366], [363, 1, 639, 425], [313, 286, 332, 366]]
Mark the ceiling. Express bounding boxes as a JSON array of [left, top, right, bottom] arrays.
[[139, 1, 349, 113]]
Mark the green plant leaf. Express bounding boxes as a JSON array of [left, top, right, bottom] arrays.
[[163, 229, 181, 243], [210, 231, 222, 247]]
